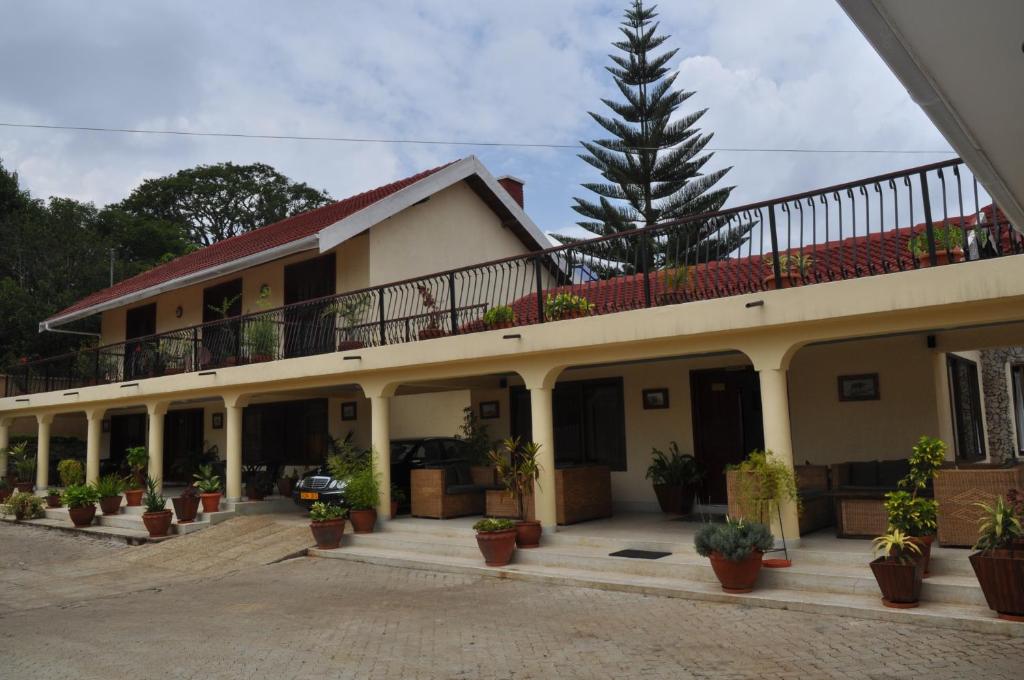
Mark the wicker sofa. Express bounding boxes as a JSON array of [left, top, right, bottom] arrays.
[[485, 464, 613, 525], [829, 459, 923, 538], [410, 463, 502, 519]]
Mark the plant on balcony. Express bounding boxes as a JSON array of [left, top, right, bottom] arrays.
[[323, 293, 372, 351], [656, 264, 692, 304], [124, 446, 148, 505], [727, 450, 800, 527], [694, 518, 774, 593], [0, 491, 45, 521], [172, 484, 201, 523], [95, 474, 125, 516], [907, 222, 965, 267], [646, 442, 703, 515], [141, 476, 172, 538], [308, 501, 347, 549], [472, 517, 517, 567], [416, 284, 446, 340], [883, 436, 944, 577], [870, 528, 924, 608], [206, 293, 242, 366], [345, 459, 381, 534], [763, 253, 813, 290], [62, 483, 100, 527], [483, 305, 515, 330], [243, 289, 278, 363], [193, 464, 222, 513], [969, 496, 1024, 621], [544, 293, 594, 321], [489, 437, 543, 548]]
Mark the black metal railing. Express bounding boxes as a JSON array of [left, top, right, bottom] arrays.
[[4, 158, 1021, 398]]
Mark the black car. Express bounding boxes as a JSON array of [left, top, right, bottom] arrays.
[[292, 436, 471, 509]]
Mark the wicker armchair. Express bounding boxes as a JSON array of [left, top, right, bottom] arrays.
[[410, 464, 496, 519], [934, 464, 1024, 547]]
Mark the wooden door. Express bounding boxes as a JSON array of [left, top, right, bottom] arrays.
[[124, 304, 157, 379], [109, 413, 147, 471], [163, 409, 205, 483], [202, 279, 242, 367], [690, 368, 764, 504], [284, 254, 336, 357]]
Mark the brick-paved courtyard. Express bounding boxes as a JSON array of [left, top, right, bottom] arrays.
[[0, 522, 1021, 680]]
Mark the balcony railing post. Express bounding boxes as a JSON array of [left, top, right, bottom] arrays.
[[93, 348, 100, 384], [919, 170, 938, 264], [640, 233, 652, 307], [534, 256, 545, 323], [448, 273, 459, 335], [767, 204, 783, 289], [44, 362, 51, 393], [192, 327, 200, 371], [377, 288, 387, 346]]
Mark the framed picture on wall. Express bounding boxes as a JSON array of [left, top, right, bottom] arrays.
[[479, 401, 500, 419], [642, 388, 670, 410], [211, 413, 224, 429], [341, 401, 358, 421], [838, 374, 880, 401]]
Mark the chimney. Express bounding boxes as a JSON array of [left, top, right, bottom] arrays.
[[497, 175, 525, 208]]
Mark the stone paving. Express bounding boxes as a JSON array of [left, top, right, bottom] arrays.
[[0, 521, 1022, 679]]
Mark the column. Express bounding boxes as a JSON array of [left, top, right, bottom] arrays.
[[0, 417, 11, 479], [36, 413, 54, 493], [146, 403, 169, 492], [529, 386, 558, 533], [757, 368, 801, 545], [85, 409, 104, 485], [370, 395, 392, 520], [224, 397, 246, 502]]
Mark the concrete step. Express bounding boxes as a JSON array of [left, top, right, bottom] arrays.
[[3, 516, 171, 546], [43, 505, 213, 536]]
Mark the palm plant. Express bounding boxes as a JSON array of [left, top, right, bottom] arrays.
[[142, 476, 167, 514], [973, 497, 1023, 552], [488, 438, 542, 522]]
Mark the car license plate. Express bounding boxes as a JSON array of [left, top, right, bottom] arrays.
[[300, 492, 319, 500]]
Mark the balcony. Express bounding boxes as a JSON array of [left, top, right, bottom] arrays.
[[4, 158, 1021, 398]]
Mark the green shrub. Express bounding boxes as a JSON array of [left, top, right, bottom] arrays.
[[728, 450, 800, 524], [483, 305, 515, 327], [473, 518, 515, 533], [143, 477, 166, 513], [309, 501, 347, 522], [907, 223, 963, 255], [326, 437, 370, 481], [95, 474, 125, 498], [884, 436, 944, 536], [544, 293, 593, 320], [57, 459, 85, 487], [13, 453, 35, 481], [62, 484, 100, 509], [125, 446, 148, 489], [646, 442, 702, 486], [1, 492, 46, 520], [693, 518, 774, 561], [192, 464, 221, 493], [344, 461, 381, 511]]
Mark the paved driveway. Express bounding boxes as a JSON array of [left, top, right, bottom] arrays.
[[0, 522, 1021, 680]]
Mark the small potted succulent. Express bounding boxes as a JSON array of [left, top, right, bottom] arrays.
[[124, 446, 148, 505], [908, 222, 965, 267], [694, 518, 774, 593], [96, 474, 125, 516], [473, 518, 517, 566], [141, 476, 172, 538], [193, 464, 223, 513], [172, 485, 201, 523], [543, 292, 593, 320], [969, 497, 1024, 621], [489, 437, 543, 548], [483, 305, 516, 330], [346, 461, 380, 534], [763, 253, 812, 290], [646, 442, 703, 515], [62, 483, 101, 527], [309, 501, 347, 549], [0, 491, 45, 520], [870, 528, 924, 608]]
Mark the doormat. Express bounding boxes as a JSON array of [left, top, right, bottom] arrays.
[[609, 549, 671, 560], [671, 513, 726, 523]]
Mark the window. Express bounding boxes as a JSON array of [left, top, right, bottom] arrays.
[[947, 355, 986, 461], [1012, 364, 1024, 457]]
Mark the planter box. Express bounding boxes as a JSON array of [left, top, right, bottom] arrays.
[[484, 465, 611, 525], [934, 464, 1024, 547]]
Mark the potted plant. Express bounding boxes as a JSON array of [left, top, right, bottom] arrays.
[[489, 437, 542, 548], [95, 474, 125, 516], [969, 496, 1024, 621], [416, 284, 446, 340], [655, 264, 692, 304], [473, 517, 517, 566], [62, 483, 100, 527], [244, 464, 269, 500], [544, 292, 593, 320], [345, 460, 381, 533], [124, 446, 148, 505], [243, 314, 278, 363], [763, 253, 812, 290], [277, 469, 299, 498], [141, 476, 172, 538], [309, 501, 347, 549], [390, 484, 406, 518], [908, 222, 965, 267], [172, 485, 201, 523], [57, 458, 84, 488], [10, 442, 35, 493], [883, 436, 943, 577], [45, 488, 62, 508], [206, 293, 242, 366], [0, 491, 45, 520], [193, 464, 222, 513], [870, 528, 924, 608], [483, 305, 515, 330], [694, 518, 774, 593], [726, 450, 800, 528], [646, 442, 703, 515], [324, 293, 371, 351]]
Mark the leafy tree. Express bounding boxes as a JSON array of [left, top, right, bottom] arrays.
[[553, 0, 748, 274], [118, 162, 333, 247]]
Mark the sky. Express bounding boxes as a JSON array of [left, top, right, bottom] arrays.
[[0, 0, 954, 238]]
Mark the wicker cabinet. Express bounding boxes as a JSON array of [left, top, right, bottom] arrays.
[[484, 465, 612, 525], [934, 465, 1024, 547]]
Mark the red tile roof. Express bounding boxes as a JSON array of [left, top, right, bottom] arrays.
[[48, 161, 458, 322]]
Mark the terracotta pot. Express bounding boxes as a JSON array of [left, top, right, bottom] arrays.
[[970, 551, 1024, 621], [248, 354, 273, 364], [909, 534, 935, 578], [870, 556, 923, 608], [708, 550, 764, 593], [200, 492, 221, 513], [124, 488, 144, 506], [142, 509, 173, 538], [246, 484, 266, 501], [172, 495, 200, 523], [764, 271, 799, 290], [0, 489, 11, 503], [390, 500, 399, 518], [418, 328, 446, 341], [918, 247, 965, 268], [487, 321, 514, 330], [277, 478, 295, 498], [652, 484, 695, 515], [15, 482, 33, 493], [515, 520, 542, 548], [310, 518, 346, 549], [476, 529, 517, 566], [349, 508, 377, 534], [68, 504, 97, 528], [337, 340, 365, 351], [45, 494, 62, 508], [99, 495, 123, 516]]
